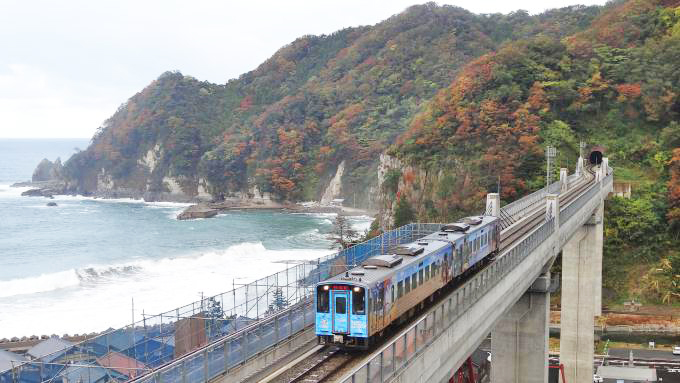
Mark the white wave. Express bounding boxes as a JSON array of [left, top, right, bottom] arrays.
[[0, 242, 332, 337], [143, 201, 193, 208], [0, 270, 80, 298], [292, 212, 338, 218], [286, 228, 330, 243], [349, 216, 374, 233], [0, 184, 31, 199]]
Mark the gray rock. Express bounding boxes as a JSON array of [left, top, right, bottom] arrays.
[[46, 202, 57, 207], [177, 205, 219, 220], [32, 158, 63, 182]]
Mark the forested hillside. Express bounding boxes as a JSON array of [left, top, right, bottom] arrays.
[[63, 2, 601, 203], [386, 0, 680, 303]]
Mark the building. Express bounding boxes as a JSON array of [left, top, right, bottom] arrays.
[[596, 365, 657, 382], [0, 349, 27, 373], [26, 337, 77, 363], [96, 351, 146, 379]]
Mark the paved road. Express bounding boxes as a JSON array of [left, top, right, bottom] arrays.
[[609, 348, 680, 361]]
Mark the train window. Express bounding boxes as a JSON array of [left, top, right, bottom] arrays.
[[398, 281, 404, 298], [391, 285, 395, 303], [412, 272, 417, 289], [419, 269, 424, 285], [352, 287, 365, 315], [316, 286, 329, 313], [457, 246, 462, 259], [405, 276, 411, 294], [335, 296, 347, 314], [425, 265, 430, 281]]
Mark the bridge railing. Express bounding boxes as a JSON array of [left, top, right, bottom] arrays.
[[500, 177, 566, 226], [559, 181, 600, 224]]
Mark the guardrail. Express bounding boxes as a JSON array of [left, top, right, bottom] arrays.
[[132, 299, 316, 383], [559, 181, 600, 224], [500, 179, 562, 224], [341, 171, 606, 382]]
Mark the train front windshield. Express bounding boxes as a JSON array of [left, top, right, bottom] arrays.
[[317, 285, 330, 312]]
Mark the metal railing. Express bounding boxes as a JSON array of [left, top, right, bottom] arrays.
[[500, 179, 562, 224], [559, 181, 600, 224]]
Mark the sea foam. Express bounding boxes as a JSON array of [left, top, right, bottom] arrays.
[[0, 242, 331, 338]]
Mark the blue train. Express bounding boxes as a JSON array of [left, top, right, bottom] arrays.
[[315, 215, 500, 349]]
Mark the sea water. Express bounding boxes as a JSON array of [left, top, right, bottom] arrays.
[[0, 139, 372, 338]]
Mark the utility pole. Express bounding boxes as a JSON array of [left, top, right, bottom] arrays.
[[546, 146, 557, 188]]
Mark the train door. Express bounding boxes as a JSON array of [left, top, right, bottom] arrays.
[[332, 290, 350, 334], [377, 283, 385, 330]]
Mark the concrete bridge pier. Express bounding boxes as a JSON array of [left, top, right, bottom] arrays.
[[490, 274, 551, 383], [559, 200, 604, 383], [489, 194, 559, 383]]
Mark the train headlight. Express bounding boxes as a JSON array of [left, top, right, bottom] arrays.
[[353, 287, 361, 292], [323, 285, 329, 291]]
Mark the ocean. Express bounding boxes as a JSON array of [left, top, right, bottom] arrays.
[[0, 139, 371, 338]]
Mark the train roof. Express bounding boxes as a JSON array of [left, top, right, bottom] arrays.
[[422, 215, 497, 242], [319, 216, 498, 287]]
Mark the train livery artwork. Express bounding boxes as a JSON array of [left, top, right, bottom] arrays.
[[315, 215, 501, 349]]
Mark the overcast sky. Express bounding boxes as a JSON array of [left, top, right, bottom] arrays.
[[0, 0, 608, 139]]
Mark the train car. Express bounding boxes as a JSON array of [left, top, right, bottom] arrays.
[[315, 215, 500, 349]]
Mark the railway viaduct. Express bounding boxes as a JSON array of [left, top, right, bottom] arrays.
[[338, 155, 612, 383], [120, 153, 612, 383]]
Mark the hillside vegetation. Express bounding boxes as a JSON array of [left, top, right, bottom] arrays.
[[63, 0, 680, 303], [388, 0, 680, 303], [64, 3, 601, 202]]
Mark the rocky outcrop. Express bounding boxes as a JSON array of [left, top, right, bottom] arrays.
[[32, 158, 63, 182], [321, 160, 345, 205], [177, 205, 219, 220]]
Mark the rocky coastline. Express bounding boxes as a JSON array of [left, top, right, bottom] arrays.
[[15, 157, 376, 220]]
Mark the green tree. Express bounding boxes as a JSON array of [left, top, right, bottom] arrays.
[[268, 288, 288, 311], [327, 215, 359, 249], [393, 197, 416, 228]]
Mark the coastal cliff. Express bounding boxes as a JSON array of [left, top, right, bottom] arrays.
[[54, 3, 604, 205]]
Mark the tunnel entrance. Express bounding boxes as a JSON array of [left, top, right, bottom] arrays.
[[589, 150, 603, 165]]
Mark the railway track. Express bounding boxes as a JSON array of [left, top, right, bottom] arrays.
[[263, 346, 356, 383], [500, 165, 596, 249]]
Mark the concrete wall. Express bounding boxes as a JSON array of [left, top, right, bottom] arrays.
[[214, 326, 315, 383]]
